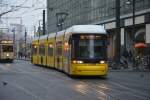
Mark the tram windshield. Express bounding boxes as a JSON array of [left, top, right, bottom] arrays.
[[2, 45, 13, 52], [71, 34, 107, 61]]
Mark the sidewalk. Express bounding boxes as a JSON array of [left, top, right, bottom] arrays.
[[15, 58, 31, 61], [109, 67, 150, 72], [109, 69, 150, 72], [108, 60, 150, 72]]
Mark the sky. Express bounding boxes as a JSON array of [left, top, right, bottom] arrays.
[[0, 0, 46, 35]]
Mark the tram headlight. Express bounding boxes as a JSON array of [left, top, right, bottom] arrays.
[[100, 60, 105, 64], [6, 53, 9, 57], [73, 60, 77, 64], [72, 60, 83, 64], [77, 61, 83, 64]]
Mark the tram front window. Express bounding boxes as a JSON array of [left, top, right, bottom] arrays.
[[2, 45, 13, 52], [72, 34, 107, 62]]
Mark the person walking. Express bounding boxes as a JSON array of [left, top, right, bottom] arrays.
[[129, 50, 133, 62], [122, 50, 129, 69]]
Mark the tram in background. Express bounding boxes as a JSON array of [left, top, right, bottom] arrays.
[[31, 25, 108, 77], [0, 39, 14, 62]]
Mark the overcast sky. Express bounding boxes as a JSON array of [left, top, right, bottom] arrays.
[[1, 0, 46, 34]]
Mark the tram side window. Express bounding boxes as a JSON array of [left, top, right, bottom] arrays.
[[32, 45, 37, 55], [57, 47, 62, 56], [56, 41, 62, 56], [2, 45, 13, 52], [39, 45, 45, 56], [48, 44, 53, 56]]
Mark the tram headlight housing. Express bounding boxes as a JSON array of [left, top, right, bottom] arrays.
[[6, 53, 9, 57], [100, 60, 105, 64], [73, 60, 83, 64], [77, 61, 83, 64]]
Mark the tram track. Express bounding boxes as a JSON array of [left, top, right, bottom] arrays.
[[78, 79, 150, 100], [7, 61, 150, 100], [76, 80, 121, 100], [1, 60, 150, 100]]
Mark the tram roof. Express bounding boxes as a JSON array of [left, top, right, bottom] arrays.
[[32, 36, 39, 41], [39, 34, 49, 40], [32, 34, 49, 41], [56, 30, 66, 37], [48, 32, 56, 38], [66, 25, 106, 34]]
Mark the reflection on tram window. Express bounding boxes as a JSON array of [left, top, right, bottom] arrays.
[[39, 45, 45, 56], [2, 45, 13, 52], [32, 45, 38, 55], [72, 34, 107, 59], [77, 40, 106, 59]]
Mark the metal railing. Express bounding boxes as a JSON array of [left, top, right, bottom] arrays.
[[133, 55, 150, 70], [108, 55, 150, 71]]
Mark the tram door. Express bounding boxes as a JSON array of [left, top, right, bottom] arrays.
[[56, 41, 63, 70]]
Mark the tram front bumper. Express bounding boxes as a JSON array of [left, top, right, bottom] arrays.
[[71, 64, 108, 76]]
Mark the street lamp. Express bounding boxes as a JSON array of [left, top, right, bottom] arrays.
[[126, 0, 132, 5], [38, 20, 42, 37], [56, 12, 69, 31], [125, 0, 135, 41], [115, 0, 121, 63], [115, 0, 136, 62], [11, 28, 15, 58], [24, 27, 27, 58], [43, 10, 46, 35]]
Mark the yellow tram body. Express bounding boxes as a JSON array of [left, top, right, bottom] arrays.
[[38, 35, 48, 66], [47, 33, 55, 68], [71, 63, 108, 76], [31, 37, 39, 64], [31, 25, 108, 76]]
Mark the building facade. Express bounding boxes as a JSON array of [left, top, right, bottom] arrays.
[[47, 0, 150, 60]]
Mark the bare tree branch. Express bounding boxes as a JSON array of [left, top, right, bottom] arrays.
[[0, 0, 29, 17]]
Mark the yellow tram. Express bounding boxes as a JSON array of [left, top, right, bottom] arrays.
[[31, 25, 108, 76], [0, 39, 14, 62]]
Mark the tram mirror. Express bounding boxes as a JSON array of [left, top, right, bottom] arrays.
[[69, 37, 72, 44]]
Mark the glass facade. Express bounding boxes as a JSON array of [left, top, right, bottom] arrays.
[[47, 0, 150, 33]]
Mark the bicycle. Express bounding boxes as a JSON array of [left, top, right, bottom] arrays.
[[133, 55, 148, 71]]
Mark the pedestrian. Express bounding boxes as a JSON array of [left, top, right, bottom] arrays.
[[20, 52, 23, 59], [129, 50, 132, 61], [123, 50, 129, 59], [122, 50, 129, 68], [18, 51, 20, 59]]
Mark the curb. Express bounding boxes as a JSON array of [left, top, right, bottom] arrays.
[[109, 69, 150, 72], [15, 59, 31, 61]]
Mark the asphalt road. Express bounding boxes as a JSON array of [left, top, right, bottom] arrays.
[[0, 60, 150, 100]]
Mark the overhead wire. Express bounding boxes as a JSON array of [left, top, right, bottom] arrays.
[[2, 0, 29, 13], [1, 0, 46, 32], [10, 0, 20, 5], [0, 0, 29, 28], [20, 0, 46, 16]]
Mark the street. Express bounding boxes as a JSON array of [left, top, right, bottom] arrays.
[[0, 60, 150, 100]]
